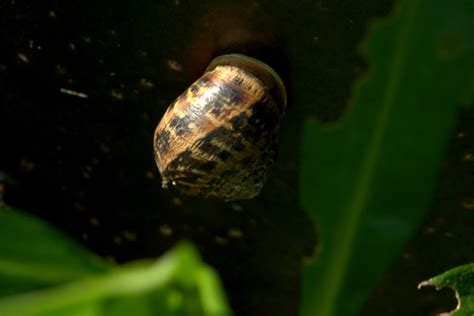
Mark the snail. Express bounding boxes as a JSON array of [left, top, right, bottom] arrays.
[[153, 54, 287, 201]]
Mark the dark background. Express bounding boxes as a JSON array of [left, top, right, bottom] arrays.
[[0, 0, 473, 315]]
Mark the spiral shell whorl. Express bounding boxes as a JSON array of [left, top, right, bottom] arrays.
[[154, 54, 286, 201]]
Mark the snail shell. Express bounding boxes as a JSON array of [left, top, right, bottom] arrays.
[[153, 54, 287, 201]]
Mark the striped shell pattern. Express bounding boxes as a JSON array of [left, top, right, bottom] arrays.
[[153, 54, 287, 201]]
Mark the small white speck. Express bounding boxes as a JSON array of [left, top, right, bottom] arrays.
[[17, 53, 29, 63], [139, 78, 154, 89], [60, 88, 88, 99], [167, 59, 183, 72]]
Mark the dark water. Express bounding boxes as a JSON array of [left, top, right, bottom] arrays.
[[0, 0, 472, 315]]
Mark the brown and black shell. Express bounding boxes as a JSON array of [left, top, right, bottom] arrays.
[[153, 54, 287, 201]]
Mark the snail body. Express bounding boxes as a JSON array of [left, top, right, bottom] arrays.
[[153, 54, 287, 201]]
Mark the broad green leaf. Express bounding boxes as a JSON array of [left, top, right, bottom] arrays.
[[418, 263, 474, 315], [0, 205, 112, 295], [300, 0, 474, 315], [0, 206, 231, 316]]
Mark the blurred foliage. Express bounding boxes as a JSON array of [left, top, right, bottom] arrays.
[[0, 204, 111, 297], [419, 263, 474, 316], [0, 0, 473, 315], [300, 0, 473, 315], [0, 205, 231, 316]]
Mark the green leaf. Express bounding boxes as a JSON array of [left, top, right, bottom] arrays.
[[0, 206, 231, 316], [0, 243, 231, 316], [299, 0, 474, 315], [0, 205, 112, 295], [418, 263, 474, 315]]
